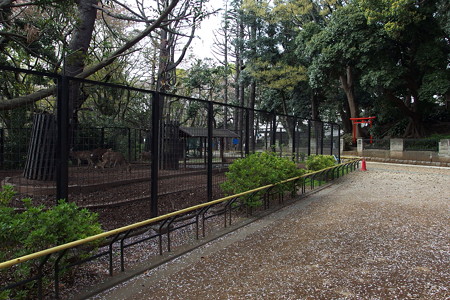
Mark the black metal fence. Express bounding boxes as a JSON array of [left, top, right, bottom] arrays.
[[0, 159, 360, 300], [404, 138, 440, 152], [0, 66, 340, 220], [363, 139, 390, 150]]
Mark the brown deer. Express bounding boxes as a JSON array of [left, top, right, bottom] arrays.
[[97, 149, 131, 173], [90, 147, 108, 164], [70, 150, 94, 167]]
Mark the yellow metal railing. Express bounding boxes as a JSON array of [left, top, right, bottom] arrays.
[[0, 159, 360, 299], [0, 158, 360, 270]]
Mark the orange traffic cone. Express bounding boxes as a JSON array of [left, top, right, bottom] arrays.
[[361, 159, 367, 171]]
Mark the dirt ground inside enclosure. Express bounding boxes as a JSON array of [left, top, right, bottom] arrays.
[[93, 162, 450, 300], [1, 164, 227, 231], [91, 182, 226, 231]]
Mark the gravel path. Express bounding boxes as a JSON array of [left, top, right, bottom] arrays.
[[91, 162, 450, 299]]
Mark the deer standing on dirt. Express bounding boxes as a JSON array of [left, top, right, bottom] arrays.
[[97, 149, 131, 173], [90, 147, 108, 165], [70, 150, 94, 167]]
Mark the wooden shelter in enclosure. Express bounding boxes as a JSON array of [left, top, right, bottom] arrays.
[[160, 124, 241, 170], [179, 127, 240, 163]]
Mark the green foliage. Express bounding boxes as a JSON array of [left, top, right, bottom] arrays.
[[0, 185, 103, 298], [404, 138, 439, 152], [342, 133, 354, 149], [0, 185, 15, 206], [305, 155, 336, 171], [1, 194, 102, 260], [296, 1, 449, 137], [221, 152, 309, 206], [430, 133, 450, 140], [358, 0, 426, 39], [248, 59, 307, 91]]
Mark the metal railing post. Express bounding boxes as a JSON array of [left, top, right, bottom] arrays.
[[54, 249, 68, 299]]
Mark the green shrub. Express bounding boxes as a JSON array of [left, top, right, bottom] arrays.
[[305, 155, 336, 171], [0, 185, 103, 299], [342, 133, 354, 149], [221, 152, 309, 206]]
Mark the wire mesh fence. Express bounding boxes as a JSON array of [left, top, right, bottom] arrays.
[[404, 138, 440, 152], [362, 139, 390, 150], [0, 66, 340, 224]]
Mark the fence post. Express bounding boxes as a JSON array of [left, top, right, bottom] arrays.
[[320, 121, 324, 155], [151, 92, 161, 217], [271, 113, 276, 151], [337, 124, 341, 163], [330, 124, 334, 156], [292, 118, 296, 162], [0, 128, 3, 169], [245, 108, 250, 156], [127, 128, 131, 161], [56, 75, 69, 202], [307, 120, 311, 156], [100, 127, 105, 147], [207, 101, 213, 202]]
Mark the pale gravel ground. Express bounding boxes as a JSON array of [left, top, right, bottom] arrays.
[[92, 162, 450, 300]]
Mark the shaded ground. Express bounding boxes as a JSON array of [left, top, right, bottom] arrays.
[[1, 164, 227, 230], [92, 162, 450, 299]]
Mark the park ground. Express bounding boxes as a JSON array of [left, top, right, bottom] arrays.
[[90, 162, 449, 300]]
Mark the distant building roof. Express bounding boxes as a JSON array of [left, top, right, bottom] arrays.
[[179, 127, 240, 138]]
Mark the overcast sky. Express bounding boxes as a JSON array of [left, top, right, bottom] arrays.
[[188, 0, 224, 60]]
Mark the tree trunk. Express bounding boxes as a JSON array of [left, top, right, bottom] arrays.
[[238, 19, 245, 134], [280, 93, 295, 148], [248, 21, 257, 152], [223, 7, 229, 131], [338, 100, 352, 134], [234, 19, 242, 132], [249, 80, 256, 152], [310, 90, 320, 120], [339, 66, 360, 139], [64, 0, 98, 118], [384, 89, 425, 138], [157, 26, 170, 93], [0, 0, 180, 111], [63, 0, 98, 145]]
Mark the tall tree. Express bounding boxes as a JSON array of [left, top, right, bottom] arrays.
[[0, 0, 206, 111], [356, 0, 450, 137], [300, 3, 386, 138]]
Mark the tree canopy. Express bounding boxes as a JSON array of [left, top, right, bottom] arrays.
[[0, 0, 448, 138]]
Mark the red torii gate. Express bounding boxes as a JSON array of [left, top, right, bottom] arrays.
[[350, 116, 376, 144]]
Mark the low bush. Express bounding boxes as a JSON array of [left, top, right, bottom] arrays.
[[305, 155, 336, 171], [221, 152, 309, 206], [0, 185, 103, 299], [342, 133, 354, 149]]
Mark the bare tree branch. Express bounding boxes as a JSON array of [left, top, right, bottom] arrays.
[[0, 0, 180, 111], [0, 30, 25, 40], [109, 0, 147, 21], [93, 4, 148, 22]]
